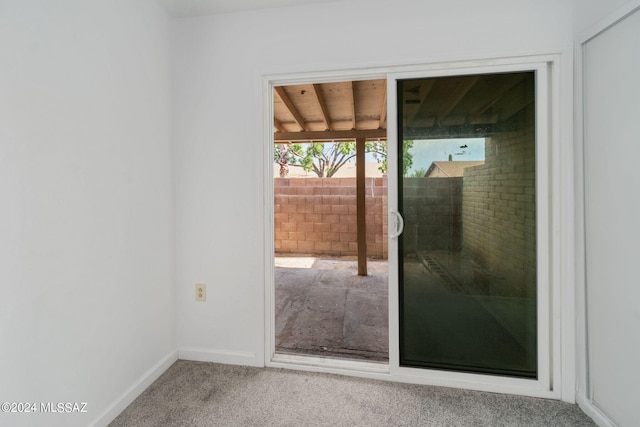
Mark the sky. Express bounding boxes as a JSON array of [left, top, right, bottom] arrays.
[[406, 138, 485, 176]]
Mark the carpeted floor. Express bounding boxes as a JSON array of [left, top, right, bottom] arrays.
[[109, 361, 595, 427]]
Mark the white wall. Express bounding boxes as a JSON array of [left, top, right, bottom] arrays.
[[172, 0, 574, 366], [573, 0, 632, 36], [0, 1, 175, 426]]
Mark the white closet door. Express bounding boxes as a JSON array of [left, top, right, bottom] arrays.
[[584, 8, 640, 427]]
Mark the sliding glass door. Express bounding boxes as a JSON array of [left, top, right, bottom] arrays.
[[396, 72, 537, 377]]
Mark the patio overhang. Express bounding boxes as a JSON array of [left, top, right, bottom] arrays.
[[273, 73, 533, 143]]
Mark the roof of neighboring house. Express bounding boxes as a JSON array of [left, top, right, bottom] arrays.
[[425, 160, 485, 177], [274, 162, 384, 178]]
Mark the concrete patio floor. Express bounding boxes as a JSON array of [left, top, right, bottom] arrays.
[[274, 252, 534, 375], [275, 256, 389, 362]]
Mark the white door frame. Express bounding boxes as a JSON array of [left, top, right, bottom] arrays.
[[263, 53, 567, 400]]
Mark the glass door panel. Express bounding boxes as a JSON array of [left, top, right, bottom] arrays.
[[397, 72, 537, 377]]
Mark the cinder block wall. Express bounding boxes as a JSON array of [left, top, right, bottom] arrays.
[[401, 177, 463, 252], [462, 107, 536, 298], [274, 177, 388, 259]]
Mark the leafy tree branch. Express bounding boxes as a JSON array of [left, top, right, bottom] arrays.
[[275, 140, 414, 178]]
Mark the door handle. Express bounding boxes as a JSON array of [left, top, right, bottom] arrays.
[[389, 210, 404, 238]]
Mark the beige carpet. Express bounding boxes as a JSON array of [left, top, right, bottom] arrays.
[[109, 361, 594, 427]]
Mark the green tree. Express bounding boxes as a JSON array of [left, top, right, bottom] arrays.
[[409, 167, 428, 178], [274, 140, 414, 178], [275, 142, 356, 178], [366, 140, 414, 176]]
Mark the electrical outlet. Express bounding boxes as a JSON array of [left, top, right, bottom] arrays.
[[196, 284, 207, 302]]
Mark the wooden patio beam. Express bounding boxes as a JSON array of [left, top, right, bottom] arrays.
[[274, 86, 307, 131], [470, 74, 526, 122], [349, 81, 357, 130], [407, 79, 436, 125], [401, 121, 517, 139], [378, 84, 387, 129], [273, 118, 287, 133], [356, 137, 367, 276], [498, 79, 535, 122], [438, 76, 480, 124], [274, 129, 387, 142], [312, 84, 332, 131]]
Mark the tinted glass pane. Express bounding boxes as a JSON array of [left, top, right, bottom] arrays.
[[398, 72, 537, 377]]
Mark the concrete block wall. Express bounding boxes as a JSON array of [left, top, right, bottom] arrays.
[[401, 177, 463, 253], [274, 177, 388, 259], [462, 108, 536, 298]]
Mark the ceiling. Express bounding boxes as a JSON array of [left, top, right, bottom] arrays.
[[273, 72, 535, 143], [158, 0, 347, 16]]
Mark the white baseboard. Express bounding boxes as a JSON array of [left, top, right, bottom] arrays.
[[89, 350, 178, 427], [577, 394, 616, 427], [178, 347, 258, 366]]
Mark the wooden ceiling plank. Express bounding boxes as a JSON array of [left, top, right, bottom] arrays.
[[312, 84, 332, 131], [488, 75, 535, 122], [500, 89, 535, 122], [274, 86, 307, 131], [274, 129, 387, 142], [470, 74, 527, 122], [349, 81, 356, 130], [407, 79, 436, 125], [378, 84, 387, 129], [273, 118, 287, 133], [438, 76, 480, 124]]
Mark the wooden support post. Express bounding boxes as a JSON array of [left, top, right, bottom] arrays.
[[356, 137, 367, 276]]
